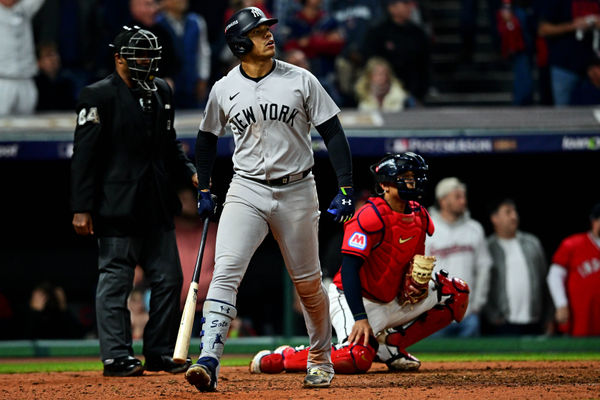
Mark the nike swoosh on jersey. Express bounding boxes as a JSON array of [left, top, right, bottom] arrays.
[[399, 236, 414, 244], [229, 92, 240, 101]]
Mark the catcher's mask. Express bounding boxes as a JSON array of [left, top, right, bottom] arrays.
[[110, 26, 162, 91], [370, 152, 429, 200]]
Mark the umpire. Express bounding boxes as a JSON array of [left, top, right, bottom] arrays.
[[70, 26, 197, 377]]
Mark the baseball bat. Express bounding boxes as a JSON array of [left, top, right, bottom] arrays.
[[173, 215, 211, 363]]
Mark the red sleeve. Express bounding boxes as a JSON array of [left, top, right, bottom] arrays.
[[552, 236, 574, 268], [340, 203, 383, 259]]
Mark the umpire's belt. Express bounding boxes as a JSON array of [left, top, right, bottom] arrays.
[[246, 169, 311, 186]]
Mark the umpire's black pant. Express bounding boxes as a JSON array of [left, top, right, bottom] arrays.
[[96, 228, 183, 361]]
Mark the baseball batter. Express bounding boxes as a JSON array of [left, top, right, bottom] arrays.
[[249, 153, 471, 375], [185, 7, 355, 391]]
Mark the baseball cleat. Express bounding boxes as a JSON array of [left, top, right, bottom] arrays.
[[385, 350, 421, 371], [185, 356, 219, 392], [303, 367, 334, 388], [249, 350, 284, 374]]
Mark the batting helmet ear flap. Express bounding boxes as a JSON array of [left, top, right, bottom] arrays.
[[227, 35, 254, 57]]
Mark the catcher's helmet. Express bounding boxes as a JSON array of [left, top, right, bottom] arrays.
[[110, 26, 162, 91], [370, 152, 429, 200], [224, 7, 278, 57]]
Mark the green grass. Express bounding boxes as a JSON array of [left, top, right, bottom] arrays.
[[0, 354, 598, 374]]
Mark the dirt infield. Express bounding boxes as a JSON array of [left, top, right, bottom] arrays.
[[1, 360, 598, 399]]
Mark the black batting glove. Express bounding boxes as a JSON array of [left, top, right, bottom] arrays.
[[197, 190, 217, 218], [327, 186, 354, 223]]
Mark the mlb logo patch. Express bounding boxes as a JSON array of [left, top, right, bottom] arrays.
[[348, 232, 367, 250]]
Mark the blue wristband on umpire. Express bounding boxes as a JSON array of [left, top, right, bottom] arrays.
[[197, 190, 216, 218], [327, 186, 355, 223]]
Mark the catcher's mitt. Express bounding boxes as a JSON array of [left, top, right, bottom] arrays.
[[398, 255, 436, 306]]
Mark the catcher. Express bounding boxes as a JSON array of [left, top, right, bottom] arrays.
[[250, 152, 470, 374]]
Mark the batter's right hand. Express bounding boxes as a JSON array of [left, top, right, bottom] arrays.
[[197, 190, 217, 218], [72, 212, 94, 235]]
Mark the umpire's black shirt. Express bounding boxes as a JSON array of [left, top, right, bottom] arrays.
[[70, 72, 196, 236]]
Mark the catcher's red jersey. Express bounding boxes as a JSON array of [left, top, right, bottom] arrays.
[[333, 197, 434, 303], [552, 232, 600, 336]]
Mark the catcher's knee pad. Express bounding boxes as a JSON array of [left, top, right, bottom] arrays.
[[378, 273, 469, 350], [332, 338, 378, 374]]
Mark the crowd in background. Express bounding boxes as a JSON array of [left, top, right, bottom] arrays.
[[3, 0, 600, 117], [1, 0, 599, 339]]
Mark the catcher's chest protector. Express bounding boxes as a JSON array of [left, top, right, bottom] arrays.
[[353, 198, 432, 303]]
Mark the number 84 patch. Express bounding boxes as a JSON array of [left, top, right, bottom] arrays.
[[78, 107, 100, 125]]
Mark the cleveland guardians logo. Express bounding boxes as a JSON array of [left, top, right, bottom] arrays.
[[348, 232, 367, 250]]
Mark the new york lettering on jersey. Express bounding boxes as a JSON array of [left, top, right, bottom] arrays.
[[228, 103, 300, 132]]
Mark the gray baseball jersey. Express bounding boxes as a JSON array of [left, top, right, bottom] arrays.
[[200, 59, 340, 180], [198, 59, 338, 374]]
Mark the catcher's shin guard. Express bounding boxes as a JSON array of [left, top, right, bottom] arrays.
[[280, 340, 378, 374], [379, 271, 469, 349], [249, 345, 292, 373], [282, 345, 309, 372], [331, 336, 379, 374]]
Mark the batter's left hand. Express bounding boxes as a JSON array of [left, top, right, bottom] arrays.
[[348, 319, 373, 347], [327, 186, 354, 223]]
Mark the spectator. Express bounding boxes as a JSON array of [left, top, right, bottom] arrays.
[[174, 185, 217, 337], [459, 0, 502, 63], [127, 0, 181, 86], [538, 0, 600, 105], [23, 281, 84, 339], [546, 202, 600, 337], [483, 198, 552, 336], [496, 0, 535, 105], [157, 0, 211, 108], [329, 0, 384, 106], [187, 0, 228, 87], [33, 0, 103, 101], [361, 0, 430, 104], [127, 287, 149, 340], [281, 0, 345, 96], [0, 0, 44, 116], [425, 177, 492, 337], [354, 56, 412, 112], [281, 48, 343, 104], [34, 41, 76, 111]]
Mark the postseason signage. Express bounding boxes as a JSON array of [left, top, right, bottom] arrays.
[[1, 133, 600, 160]]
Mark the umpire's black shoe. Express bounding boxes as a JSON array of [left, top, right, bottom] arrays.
[[103, 356, 144, 377], [144, 355, 192, 374]]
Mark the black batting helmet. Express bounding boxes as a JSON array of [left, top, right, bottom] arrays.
[[370, 152, 429, 200], [224, 7, 278, 58]]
